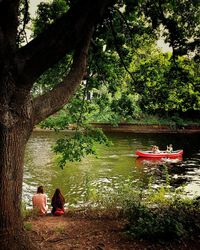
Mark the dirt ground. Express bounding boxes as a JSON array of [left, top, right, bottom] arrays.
[[27, 213, 199, 250]]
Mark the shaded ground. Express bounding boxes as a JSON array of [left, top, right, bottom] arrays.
[[27, 214, 199, 250]]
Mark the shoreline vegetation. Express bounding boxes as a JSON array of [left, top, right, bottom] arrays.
[[35, 122, 200, 133], [90, 122, 200, 133], [38, 111, 200, 133]]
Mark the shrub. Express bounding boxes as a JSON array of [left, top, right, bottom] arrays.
[[124, 196, 200, 242]]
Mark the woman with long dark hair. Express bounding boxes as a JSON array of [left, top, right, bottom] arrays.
[[51, 188, 65, 216]]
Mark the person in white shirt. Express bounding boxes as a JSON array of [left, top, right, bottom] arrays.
[[32, 186, 48, 215]]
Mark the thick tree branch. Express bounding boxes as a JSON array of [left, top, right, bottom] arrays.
[[32, 27, 93, 125], [0, 0, 19, 56], [15, 0, 116, 90]]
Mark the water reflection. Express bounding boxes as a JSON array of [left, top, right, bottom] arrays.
[[135, 156, 183, 166], [23, 131, 200, 207]]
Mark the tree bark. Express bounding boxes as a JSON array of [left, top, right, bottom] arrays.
[[0, 121, 37, 249]]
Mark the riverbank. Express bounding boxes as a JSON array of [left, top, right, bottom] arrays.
[[35, 123, 200, 133], [90, 123, 200, 133], [26, 212, 199, 250]]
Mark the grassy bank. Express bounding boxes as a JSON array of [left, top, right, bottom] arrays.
[[39, 113, 200, 132]]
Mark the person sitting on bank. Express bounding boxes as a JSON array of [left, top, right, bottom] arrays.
[[51, 188, 65, 216], [167, 144, 173, 153], [32, 186, 48, 215]]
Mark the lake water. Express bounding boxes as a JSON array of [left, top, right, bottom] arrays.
[[23, 131, 200, 208]]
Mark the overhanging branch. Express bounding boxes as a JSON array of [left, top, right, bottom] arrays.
[[15, 0, 116, 91], [33, 27, 93, 125], [108, 14, 136, 84]]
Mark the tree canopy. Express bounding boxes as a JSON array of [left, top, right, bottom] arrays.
[[34, 0, 199, 125]]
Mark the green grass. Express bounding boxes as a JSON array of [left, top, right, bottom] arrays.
[[24, 222, 33, 231]]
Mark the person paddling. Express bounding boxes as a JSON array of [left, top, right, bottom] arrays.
[[167, 144, 173, 153]]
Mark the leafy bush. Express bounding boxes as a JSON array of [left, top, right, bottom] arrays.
[[125, 204, 184, 240], [122, 173, 200, 242]]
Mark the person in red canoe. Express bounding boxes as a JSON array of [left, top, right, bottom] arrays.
[[155, 146, 160, 153], [152, 145, 160, 153], [51, 188, 65, 216], [151, 145, 156, 153], [167, 144, 173, 153]]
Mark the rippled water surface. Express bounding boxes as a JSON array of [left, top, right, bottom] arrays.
[[23, 131, 200, 207]]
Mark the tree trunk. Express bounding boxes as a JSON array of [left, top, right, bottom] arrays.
[[0, 122, 37, 250], [0, 19, 92, 249], [0, 2, 108, 248]]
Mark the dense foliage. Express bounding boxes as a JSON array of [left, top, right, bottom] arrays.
[[124, 198, 200, 241], [34, 0, 200, 124]]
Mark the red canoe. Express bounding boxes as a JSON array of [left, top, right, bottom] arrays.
[[136, 150, 183, 158]]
